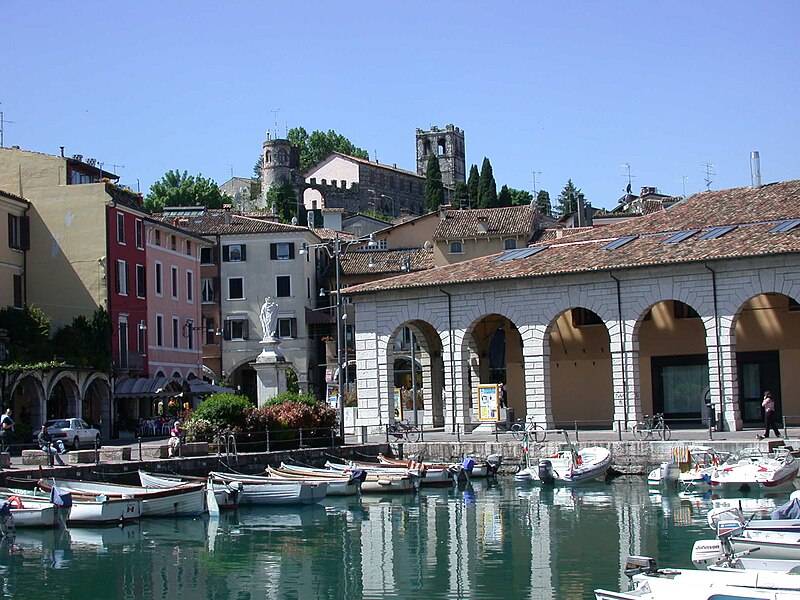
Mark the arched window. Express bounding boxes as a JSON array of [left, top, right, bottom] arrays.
[[265, 151, 271, 164], [437, 138, 446, 155], [422, 140, 431, 156], [449, 241, 463, 254]]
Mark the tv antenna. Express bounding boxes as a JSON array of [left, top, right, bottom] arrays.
[[0, 103, 16, 148], [98, 161, 125, 174], [270, 109, 280, 139], [531, 170, 542, 195], [700, 162, 715, 191], [678, 175, 689, 197], [621, 163, 637, 193]]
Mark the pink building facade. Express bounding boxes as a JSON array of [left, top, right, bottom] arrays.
[[144, 219, 207, 381]]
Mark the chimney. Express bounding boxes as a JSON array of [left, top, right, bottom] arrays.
[[750, 151, 762, 188], [223, 204, 232, 225], [59, 146, 65, 157], [576, 193, 586, 228]]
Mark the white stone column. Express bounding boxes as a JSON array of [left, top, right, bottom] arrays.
[[442, 329, 472, 430], [522, 324, 553, 427], [609, 319, 640, 430]]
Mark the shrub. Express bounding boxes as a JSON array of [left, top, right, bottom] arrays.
[[190, 393, 253, 430], [245, 401, 337, 432], [264, 391, 319, 407], [184, 418, 215, 442]]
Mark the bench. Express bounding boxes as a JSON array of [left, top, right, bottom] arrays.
[[178, 442, 208, 457], [140, 445, 169, 459], [21, 449, 52, 466]]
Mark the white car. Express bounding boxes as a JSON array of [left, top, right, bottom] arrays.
[[34, 418, 101, 450]]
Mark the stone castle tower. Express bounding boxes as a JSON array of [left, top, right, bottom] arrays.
[[261, 133, 300, 206], [415, 124, 466, 189]]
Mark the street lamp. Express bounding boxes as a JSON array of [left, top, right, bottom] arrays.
[[299, 232, 378, 441]]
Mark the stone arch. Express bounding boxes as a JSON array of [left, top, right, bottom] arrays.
[[8, 371, 45, 429], [729, 291, 800, 427], [82, 373, 111, 436], [229, 353, 260, 402], [45, 371, 80, 420], [384, 320, 445, 427], [633, 298, 710, 425], [545, 305, 614, 427]]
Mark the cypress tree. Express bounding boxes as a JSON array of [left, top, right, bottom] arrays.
[[556, 179, 580, 216], [477, 158, 497, 208], [467, 164, 480, 208], [498, 185, 512, 207], [424, 153, 445, 212], [536, 190, 552, 216]]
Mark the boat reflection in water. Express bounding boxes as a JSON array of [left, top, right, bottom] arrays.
[[2, 476, 799, 598]]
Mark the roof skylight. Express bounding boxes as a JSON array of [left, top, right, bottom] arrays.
[[770, 219, 800, 233], [492, 246, 547, 262], [662, 229, 700, 244], [698, 225, 737, 240], [602, 235, 638, 250]]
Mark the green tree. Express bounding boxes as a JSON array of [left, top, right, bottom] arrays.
[[144, 170, 228, 212], [251, 156, 264, 201], [287, 127, 369, 171], [536, 190, 553, 216], [477, 158, 497, 208], [265, 182, 298, 224], [498, 185, 512, 207], [466, 164, 480, 208], [556, 179, 581, 216], [508, 188, 534, 206], [452, 182, 469, 209], [424, 154, 444, 212], [52, 307, 111, 370], [0, 305, 51, 364]]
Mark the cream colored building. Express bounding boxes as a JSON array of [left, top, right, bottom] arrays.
[[0, 190, 28, 309]]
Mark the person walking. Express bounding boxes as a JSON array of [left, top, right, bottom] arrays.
[[758, 390, 781, 440], [0, 408, 14, 453], [38, 424, 66, 466], [498, 382, 508, 409]]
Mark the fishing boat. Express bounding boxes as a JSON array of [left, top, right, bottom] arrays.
[[515, 431, 612, 485], [138, 471, 242, 509], [709, 448, 799, 491], [208, 471, 327, 505], [6, 485, 143, 526], [595, 555, 800, 599], [282, 463, 414, 494], [38, 478, 206, 517], [264, 466, 362, 496]]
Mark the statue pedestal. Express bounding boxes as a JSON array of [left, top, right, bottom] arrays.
[[253, 339, 289, 407]]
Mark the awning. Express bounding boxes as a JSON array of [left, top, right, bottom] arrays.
[[114, 376, 183, 398], [306, 307, 336, 325], [187, 379, 234, 395]]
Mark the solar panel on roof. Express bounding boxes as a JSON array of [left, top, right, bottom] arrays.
[[770, 219, 800, 233], [602, 235, 638, 250], [662, 229, 700, 244], [698, 225, 737, 240], [492, 246, 547, 262]]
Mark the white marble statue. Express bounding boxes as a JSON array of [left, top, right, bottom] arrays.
[[259, 296, 279, 341]]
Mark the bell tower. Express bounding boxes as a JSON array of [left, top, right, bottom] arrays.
[[415, 124, 466, 189]]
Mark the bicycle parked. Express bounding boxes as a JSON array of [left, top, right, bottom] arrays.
[[387, 419, 421, 443], [632, 413, 671, 441], [510, 418, 547, 443]]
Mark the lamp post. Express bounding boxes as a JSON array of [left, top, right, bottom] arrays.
[[300, 232, 378, 441]]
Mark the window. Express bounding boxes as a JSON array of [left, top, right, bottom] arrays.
[[118, 317, 129, 367], [12, 274, 22, 308], [276, 275, 291, 297], [228, 277, 244, 300], [115, 260, 129, 296], [135, 220, 143, 249], [171, 266, 178, 299], [277, 317, 297, 339], [172, 317, 180, 348], [222, 244, 246, 262], [270, 242, 295, 260], [186, 241, 192, 256], [137, 321, 146, 354], [503, 239, 517, 250], [378, 239, 388, 250], [117, 213, 125, 244], [154, 230, 161, 246], [136, 264, 146, 298], [186, 319, 194, 350], [186, 271, 193, 302], [8, 215, 29, 250], [201, 278, 215, 303], [156, 315, 164, 346], [170, 235, 177, 251], [154, 262, 163, 296], [223, 318, 249, 341], [449, 241, 463, 254], [200, 247, 213, 264]]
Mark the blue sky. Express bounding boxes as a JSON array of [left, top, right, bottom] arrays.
[[4, 1, 798, 209]]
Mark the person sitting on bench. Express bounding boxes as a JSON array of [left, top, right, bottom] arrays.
[[38, 424, 65, 466]]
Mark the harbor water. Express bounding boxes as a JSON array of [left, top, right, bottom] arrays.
[[0, 476, 787, 599]]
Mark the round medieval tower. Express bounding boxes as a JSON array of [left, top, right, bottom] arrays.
[[261, 134, 300, 206]]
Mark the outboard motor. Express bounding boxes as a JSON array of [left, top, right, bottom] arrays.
[[486, 454, 503, 476], [538, 459, 555, 485]]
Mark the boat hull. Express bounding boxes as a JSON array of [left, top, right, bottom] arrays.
[[210, 473, 327, 505]]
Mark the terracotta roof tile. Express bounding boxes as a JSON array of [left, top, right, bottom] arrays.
[[346, 180, 800, 294], [434, 206, 537, 239], [339, 248, 435, 276], [151, 210, 314, 237]]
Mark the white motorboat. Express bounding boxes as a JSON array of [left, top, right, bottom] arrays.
[[595, 555, 800, 599], [693, 537, 800, 572], [39, 478, 206, 517], [0, 495, 61, 528], [264, 466, 361, 496], [709, 448, 799, 491], [323, 461, 418, 492], [647, 446, 725, 488], [515, 431, 612, 485], [138, 470, 242, 509], [209, 472, 327, 505]]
